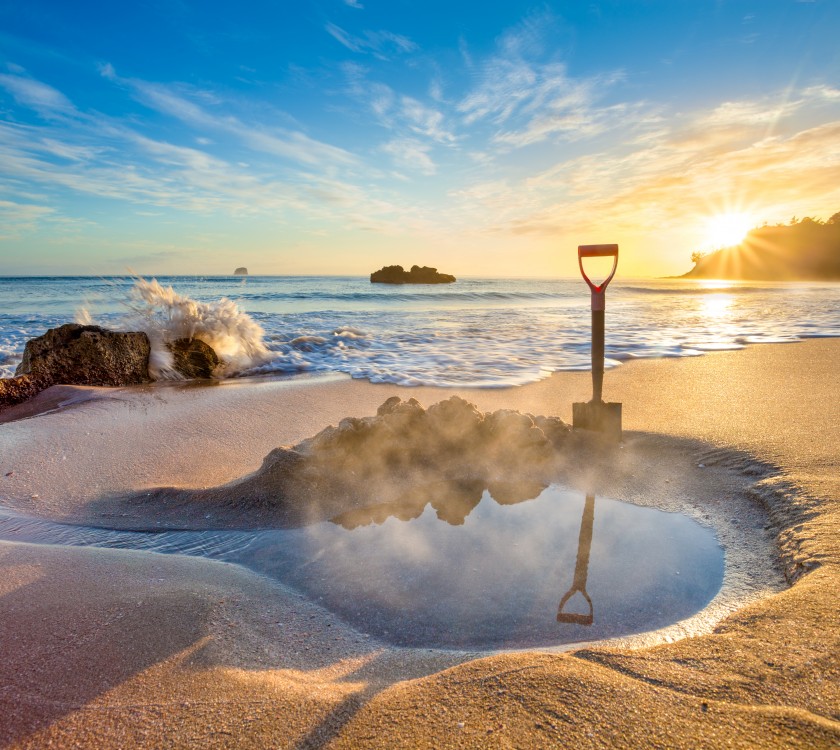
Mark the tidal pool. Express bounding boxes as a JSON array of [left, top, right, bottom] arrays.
[[0, 484, 724, 650]]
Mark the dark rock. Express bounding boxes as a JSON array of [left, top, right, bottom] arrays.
[[15, 324, 151, 387], [166, 338, 221, 379], [0, 374, 53, 410], [234, 267, 248, 275], [370, 264, 456, 284]]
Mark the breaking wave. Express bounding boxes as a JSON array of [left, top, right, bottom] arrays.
[[78, 278, 271, 379]]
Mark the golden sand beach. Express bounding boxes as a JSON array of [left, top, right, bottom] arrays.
[[0, 339, 838, 748]]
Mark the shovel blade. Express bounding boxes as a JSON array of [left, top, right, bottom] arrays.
[[573, 401, 622, 439]]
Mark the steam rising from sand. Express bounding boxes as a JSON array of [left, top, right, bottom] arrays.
[[106, 396, 572, 528], [78, 278, 271, 378]]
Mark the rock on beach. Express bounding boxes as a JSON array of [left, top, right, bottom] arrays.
[[166, 337, 221, 379], [15, 323, 152, 386], [0, 373, 53, 411], [1, 323, 227, 412], [0, 324, 152, 410]]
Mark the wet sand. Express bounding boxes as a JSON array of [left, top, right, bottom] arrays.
[[0, 339, 838, 748]]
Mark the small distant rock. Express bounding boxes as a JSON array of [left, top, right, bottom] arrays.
[[370, 265, 456, 284], [233, 267, 248, 276], [166, 338, 221, 379]]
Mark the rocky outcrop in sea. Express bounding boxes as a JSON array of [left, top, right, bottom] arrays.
[[370, 265, 456, 284]]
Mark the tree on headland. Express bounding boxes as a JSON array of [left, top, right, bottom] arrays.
[[685, 213, 840, 280]]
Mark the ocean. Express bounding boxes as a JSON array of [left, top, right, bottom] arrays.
[[1, 275, 838, 387]]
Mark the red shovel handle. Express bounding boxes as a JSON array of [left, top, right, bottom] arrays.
[[578, 244, 619, 294]]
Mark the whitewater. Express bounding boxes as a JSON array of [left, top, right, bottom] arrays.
[[1, 275, 839, 387]]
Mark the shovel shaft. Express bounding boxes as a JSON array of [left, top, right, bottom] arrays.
[[573, 494, 596, 587], [591, 308, 604, 403]]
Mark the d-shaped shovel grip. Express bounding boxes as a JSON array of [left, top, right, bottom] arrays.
[[578, 244, 618, 311], [556, 587, 594, 626]]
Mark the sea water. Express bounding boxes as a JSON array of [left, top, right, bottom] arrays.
[[1, 275, 838, 387]]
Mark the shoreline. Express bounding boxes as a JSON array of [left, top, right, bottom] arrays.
[[0, 340, 838, 747]]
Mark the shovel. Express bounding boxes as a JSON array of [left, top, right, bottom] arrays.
[[557, 494, 595, 625], [572, 244, 622, 438]]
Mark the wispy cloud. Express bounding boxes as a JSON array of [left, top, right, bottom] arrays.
[[0, 72, 75, 116], [338, 63, 456, 171], [458, 54, 627, 149], [472, 96, 840, 243], [325, 23, 417, 59], [0, 199, 55, 239], [381, 138, 436, 175], [0, 69, 437, 239], [107, 67, 359, 168], [400, 96, 455, 143]]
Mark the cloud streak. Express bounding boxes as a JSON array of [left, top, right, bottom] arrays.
[[112, 71, 359, 168], [0, 72, 74, 116], [325, 23, 417, 59]]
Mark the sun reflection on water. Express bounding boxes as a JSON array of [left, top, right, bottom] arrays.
[[701, 293, 733, 319], [696, 279, 738, 290]]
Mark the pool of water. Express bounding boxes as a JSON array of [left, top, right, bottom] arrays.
[[0, 484, 724, 649]]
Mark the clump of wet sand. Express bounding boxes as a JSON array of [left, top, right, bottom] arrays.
[[99, 395, 572, 529]]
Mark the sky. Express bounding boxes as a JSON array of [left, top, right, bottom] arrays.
[[1, 0, 839, 278]]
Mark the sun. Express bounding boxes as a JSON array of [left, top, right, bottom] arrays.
[[704, 212, 754, 249]]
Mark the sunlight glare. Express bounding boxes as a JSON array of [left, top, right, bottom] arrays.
[[696, 279, 736, 290], [705, 212, 753, 249]]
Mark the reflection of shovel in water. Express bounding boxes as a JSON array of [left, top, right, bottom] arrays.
[[557, 494, 595, 626]]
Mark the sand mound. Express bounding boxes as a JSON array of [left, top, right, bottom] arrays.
[[99, 396, 571, 528]]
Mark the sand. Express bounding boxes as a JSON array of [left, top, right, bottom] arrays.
[[0, 339, 838, 748]]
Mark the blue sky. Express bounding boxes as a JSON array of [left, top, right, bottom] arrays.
[[1, 0, 839, 277]]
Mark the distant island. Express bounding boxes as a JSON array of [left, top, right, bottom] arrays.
[[684, 213, 840, 280], [233, 267, 248, 276], [370, 265, 456, 284]]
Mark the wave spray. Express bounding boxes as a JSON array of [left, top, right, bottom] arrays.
[[79, 278, 271, 379]]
